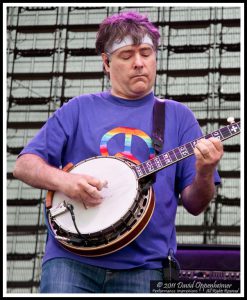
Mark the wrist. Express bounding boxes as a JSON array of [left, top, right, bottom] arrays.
[[196, 165, 215, 181]]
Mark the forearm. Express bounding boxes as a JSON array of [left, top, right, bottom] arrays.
[[180, 136, 223, 216], [181, 172, 216, 216], [13, 154, 68, 192], [13, 154, 107, 207]]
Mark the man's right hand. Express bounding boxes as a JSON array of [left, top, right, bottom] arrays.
[[61, 173, 108, 207]]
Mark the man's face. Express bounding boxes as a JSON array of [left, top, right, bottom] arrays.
[[102, 44, 157, 99]]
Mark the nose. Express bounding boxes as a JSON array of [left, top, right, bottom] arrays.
[[133, 54, 144, 69]]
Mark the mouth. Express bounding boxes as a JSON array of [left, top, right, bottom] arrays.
[[131, 74, 147, 79]]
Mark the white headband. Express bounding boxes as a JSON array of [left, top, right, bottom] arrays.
[[107, 34, 154, 54]]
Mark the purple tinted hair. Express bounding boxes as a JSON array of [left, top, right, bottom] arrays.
[[96, 11, 160, 54]]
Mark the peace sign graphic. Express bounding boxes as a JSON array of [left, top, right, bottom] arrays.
[[100, 127, 155, 164]]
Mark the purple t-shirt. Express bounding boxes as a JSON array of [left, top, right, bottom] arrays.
[[19, 91, 221, 269]]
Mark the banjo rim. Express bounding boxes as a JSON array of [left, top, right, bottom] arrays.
[[52, 187, 155, 256], [51, 156, 139, 234], [46, 156, 155, 256]]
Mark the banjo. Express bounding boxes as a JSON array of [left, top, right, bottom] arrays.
[[46, 119, 240, 256]]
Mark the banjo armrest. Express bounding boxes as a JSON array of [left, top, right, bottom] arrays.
[[45, 162, 74, 209]]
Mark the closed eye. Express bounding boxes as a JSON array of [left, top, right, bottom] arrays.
[[119, 51, 134, 60], [140, 48, 153, 57]]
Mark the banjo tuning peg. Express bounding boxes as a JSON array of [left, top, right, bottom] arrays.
[[227, 116, 235, 124]]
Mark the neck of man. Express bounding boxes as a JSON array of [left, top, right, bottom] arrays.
[[110, 88, 153, 100]]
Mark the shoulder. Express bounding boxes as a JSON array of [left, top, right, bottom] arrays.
[[160, 98, 200, 132], [157, 98, 195, 117], [164, 98, 190, 110], [59, 92, 104, 111], [66, 92, 102, 105]]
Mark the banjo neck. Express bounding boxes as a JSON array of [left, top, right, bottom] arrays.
[[133, 121, 240, 180]]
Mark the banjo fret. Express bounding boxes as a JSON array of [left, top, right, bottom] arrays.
[[135, 164, 147, 177], [163, 152, 173, 164], [173, 148, 182, 160], [145, 161, 155, 172], [220, 127, 232, 139], [153, 156, 162, 168], [168, 150, 177, 161], [178, 144, 190, 157]]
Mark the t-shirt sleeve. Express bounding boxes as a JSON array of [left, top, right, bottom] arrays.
[[18, 98, 79, 168]]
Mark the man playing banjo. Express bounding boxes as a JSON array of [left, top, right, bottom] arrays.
[[13, 11, 225, 293]]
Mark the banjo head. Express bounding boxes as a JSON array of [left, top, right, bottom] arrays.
[[51, 156, 139, 235]]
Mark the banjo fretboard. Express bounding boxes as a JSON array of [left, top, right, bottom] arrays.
[[133, 121, 240, 179]]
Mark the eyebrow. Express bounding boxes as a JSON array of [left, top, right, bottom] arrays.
[[118, 46, 153, 55]]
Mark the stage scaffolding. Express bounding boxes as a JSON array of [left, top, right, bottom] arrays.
[[6, 6, 241, 293]]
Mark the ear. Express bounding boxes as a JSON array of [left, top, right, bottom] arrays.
[[101, 53, 110, 72]]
